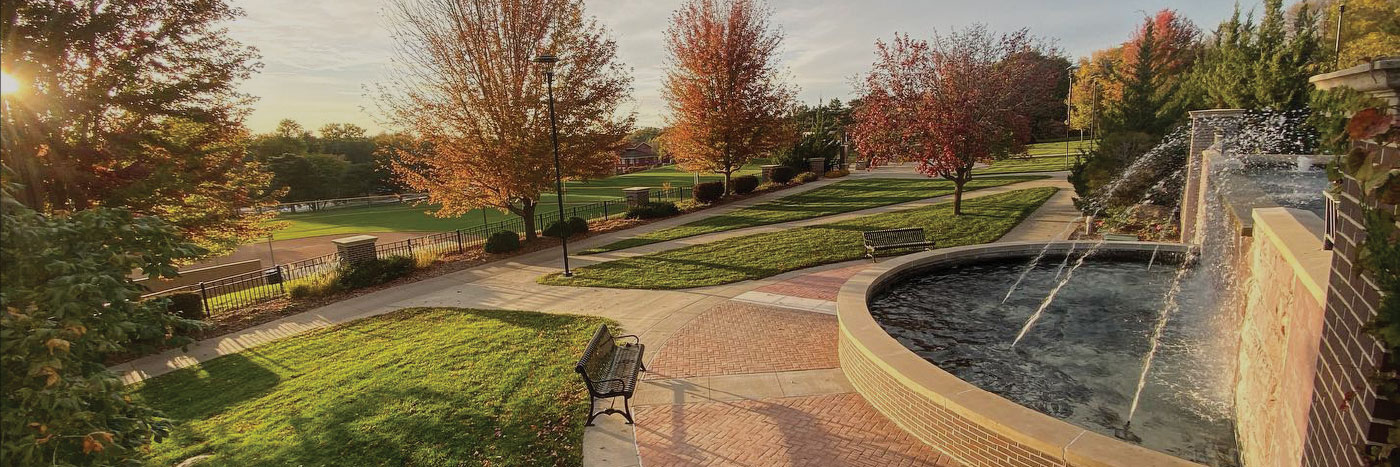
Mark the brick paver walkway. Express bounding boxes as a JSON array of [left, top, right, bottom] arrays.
[[635, 393, 954, 467], [754, 264, 870, 301], [645, 302, 838, 379]]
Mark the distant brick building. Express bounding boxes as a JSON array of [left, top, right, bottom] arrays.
[[617, 142, 661, 173]]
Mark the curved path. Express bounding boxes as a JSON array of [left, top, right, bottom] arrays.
[[113, 167, 1079, 467]]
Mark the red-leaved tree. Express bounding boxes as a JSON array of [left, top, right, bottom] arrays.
[[663, 0, 796, 193], [851, 26, 1059, 214]]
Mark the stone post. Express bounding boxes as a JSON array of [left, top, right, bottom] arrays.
[[760, 164, 781, 183], [333, 235, 378, 264], [622, 187, 650, 208], [1182, 109, 1244, 241], [808, 157, 826, 175]]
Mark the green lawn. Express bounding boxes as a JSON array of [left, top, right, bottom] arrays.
[[974, 156, 1077, 175], [268, 163, 764, 241], [544, 187, 1057, 289], [581, 175, 1046, 254], [131, 308, 610, 466], [1025, 139, 1094, 156]]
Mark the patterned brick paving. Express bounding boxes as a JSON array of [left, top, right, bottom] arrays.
[[635, 393, 955, 467], [646, 302, 837, 379], [754, 264, 870, 301]]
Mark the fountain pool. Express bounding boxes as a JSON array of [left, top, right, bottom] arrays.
[[840, 242, 1241, 466]]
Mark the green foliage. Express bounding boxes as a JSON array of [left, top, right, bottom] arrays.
[[484, 231, 522, 253], [585, 175, 1045, 254], [287, 273, 343, 299], [623, 202, 680, 220], [732, 175, 759, 194], [1069, 129, 1187, 212], [1, 189, 205, 465], [768, 166, 796, 184], [335, 256, 416, 290], [793, 172, 820, 184], [1191, 0, 1323, 111], [1309, 88, 1382, 154], [130, 308, 609, 465], [693, 181, 725, 203], [1361, 209, 1400, 461], [165, 293, 206, 321], [543, 188, 1057, 289], [543, 217, 589, 238]]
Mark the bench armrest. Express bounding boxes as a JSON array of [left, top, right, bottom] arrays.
[[613, 334, 641, 345]]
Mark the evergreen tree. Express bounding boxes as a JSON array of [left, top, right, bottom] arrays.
[[1193, 0, 1322, 110]]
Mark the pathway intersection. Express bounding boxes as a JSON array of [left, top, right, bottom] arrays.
[[113, 167, 1079, 467]]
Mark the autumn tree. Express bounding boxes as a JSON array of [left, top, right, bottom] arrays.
[[1111, 9, 1200, 136], [851, 26, 1059, 214], [663, 0, 796, 193], [1317, 0, 1400, 69], [1069, 47, 1123, 134], [378, 0, 633, 240], [0, 0, 276, 256]]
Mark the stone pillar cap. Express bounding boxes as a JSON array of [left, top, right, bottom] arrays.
[[622, 187, 650, 192], [332, 235, 379, 246]]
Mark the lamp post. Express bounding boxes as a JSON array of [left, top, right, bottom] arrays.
[[1065, 64, 1078, 170], [534, 53, 571, 277]]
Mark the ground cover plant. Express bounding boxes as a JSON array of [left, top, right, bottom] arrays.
[[545, 187, 1056, 289], [582, 175, 1046, 254], [268, 163, 763, 241], [131, 307, 610, 466]]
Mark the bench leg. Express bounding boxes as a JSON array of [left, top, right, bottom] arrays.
[[585, 396, 636, 426]]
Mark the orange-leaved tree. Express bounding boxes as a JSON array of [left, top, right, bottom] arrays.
[[851, 26, 1059, 214], [377, 0, 633, 240], [662, 0, 796, 194]]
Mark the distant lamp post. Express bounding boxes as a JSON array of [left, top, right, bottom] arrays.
[[1065, 64, 1078, 170], [534, 53, 571, 277]]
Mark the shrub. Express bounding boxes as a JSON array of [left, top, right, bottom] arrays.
[[625, 201, 680, 219], [769, 166, 796, 184], [732, 175, 759, 194], [823, 169, 850, 178], [289, 272, 342, 299], [756, 181, 782, 192], [675, 199, 707, 211], [793, 171, 820, 184], [543, 216, 590, 238], [413, 249, 441, 268], [336, 256, 416, 289], [166, 292, 205, 320], [693, 181, 725, 203], [484, 230, 521, 253]]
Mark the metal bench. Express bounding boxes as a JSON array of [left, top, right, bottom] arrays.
[[862, 228, 935, 260], [575, 324, 646, 425]]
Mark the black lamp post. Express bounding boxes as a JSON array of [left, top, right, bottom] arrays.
[[534, 53, 571, 277]]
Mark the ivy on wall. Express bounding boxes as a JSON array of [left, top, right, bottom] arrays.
[[1339, 107, 1400, 462]]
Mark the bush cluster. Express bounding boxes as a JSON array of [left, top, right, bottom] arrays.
[[693, 181, 725, 203], [731, 175, 759, 194], [336, 256, 415, 289], [793, 171, 820, 184], [768, 166, 796, 184], [289, 272, 343, 299], [625, 201, 680, 219], [823, 169, 850, 178], [165, 292, 206, 320], [485, 230, 521, 253], [543, 217, 589, 238]]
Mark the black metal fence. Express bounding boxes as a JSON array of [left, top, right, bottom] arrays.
[[146, 186, 692, 316]]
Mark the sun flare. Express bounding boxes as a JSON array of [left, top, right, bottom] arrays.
[[1, 72, 20, 95]]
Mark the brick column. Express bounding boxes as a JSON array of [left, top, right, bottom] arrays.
[[622, 187, 650, 208], [1182, 109, 1244, 241], [332, 235, 378, 264], [760, 164, 781, 183]]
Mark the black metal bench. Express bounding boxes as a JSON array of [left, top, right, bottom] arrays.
[[575, 324, 646, 425], [862, 228, 935, 260]]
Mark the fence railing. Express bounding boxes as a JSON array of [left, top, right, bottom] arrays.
[[147, 186, 693, 316], [251, 193, 429, 214]]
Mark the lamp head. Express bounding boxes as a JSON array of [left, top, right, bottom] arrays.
[[533, 54, 558, 64]]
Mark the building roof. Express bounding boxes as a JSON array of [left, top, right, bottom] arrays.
[[620, 142, 659, 160]]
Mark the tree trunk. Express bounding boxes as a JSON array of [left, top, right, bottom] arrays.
[[512, 199, 538, 241], [952, 179, 964, 215]]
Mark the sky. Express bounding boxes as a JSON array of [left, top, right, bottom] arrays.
[[228, 0, 1257, 135]]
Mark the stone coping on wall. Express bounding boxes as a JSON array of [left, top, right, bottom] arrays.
[[1251, 207, 1331, 302], [836, 241, 1201, 467]]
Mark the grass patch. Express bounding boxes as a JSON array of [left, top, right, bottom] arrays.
[[131, 308, 610, 466], [974, 156, 1077, 175], [1025, 139, 1094, 156], [544, 187, 1057, 289], [581, 175, 1046, 254], [270, 163, 763, 241]]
